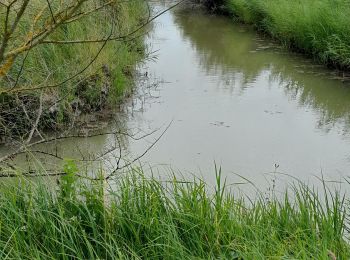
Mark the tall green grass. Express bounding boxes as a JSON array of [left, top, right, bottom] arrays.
[[0, 166, 349, 259], [203, 0, 350, 69], [1, 0, 147, 94], [0, 0, 147, 136]]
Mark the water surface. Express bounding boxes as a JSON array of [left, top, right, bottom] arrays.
[[125, 5, 350, 187], [3, 4, 350, 190]]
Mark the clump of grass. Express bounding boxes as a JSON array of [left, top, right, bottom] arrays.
[[1, 0, 147, 92], [203, 0, 350, 70], [0, 165, 349, 259], [0, 0, 147, 137]]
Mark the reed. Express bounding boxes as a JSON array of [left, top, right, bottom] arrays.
[[0, 166, 348, 259]]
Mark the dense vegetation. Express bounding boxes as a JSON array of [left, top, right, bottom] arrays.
[[0, 0, 147, 139], [200, 0, 350, 70], [0, 166, 348, 259], [1, 2, 350, 259]]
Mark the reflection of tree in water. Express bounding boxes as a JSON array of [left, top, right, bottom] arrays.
[[269, 67, 350, 135], [174, 9, 263, 83], [173, 9, 350, 134], [0, 113, 132, 173]]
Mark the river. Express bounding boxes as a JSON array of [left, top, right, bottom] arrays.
[[3, 3, 350, 190], [126, 3, 350, 188]]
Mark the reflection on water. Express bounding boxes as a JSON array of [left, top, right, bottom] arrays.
[[126, 5, 350, 187], [2, 5, 350, 190], [174, 10, 350, 133]]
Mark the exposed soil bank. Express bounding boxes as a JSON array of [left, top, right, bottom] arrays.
[[198, 0, 350, 71]]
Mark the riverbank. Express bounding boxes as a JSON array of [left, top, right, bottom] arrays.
[[200, 0, 350, 71], [1, 3, 350, 259], [0, 0, 147, 141], [0, 168, 349, 259]]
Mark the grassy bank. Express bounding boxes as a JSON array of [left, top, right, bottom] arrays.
[[0, 167, 349, 259], [0, 0, 147, 139], [201, 0, 350, 70]]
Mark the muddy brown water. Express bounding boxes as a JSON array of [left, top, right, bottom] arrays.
[[2, 4, 350, 191]]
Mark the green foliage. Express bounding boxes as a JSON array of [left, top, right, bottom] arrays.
[[206, 0, 350, 69], [60, 160, 79, 199], [0, 168, 349, 259], [1, 0, 146, 92], [0, 0, 147, 137]]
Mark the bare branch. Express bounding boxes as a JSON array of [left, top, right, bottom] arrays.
[[0, 0, 29, 64], [26, 91, 43, 143], [45, 0, 56, 24], [104, 120, 173, 180]]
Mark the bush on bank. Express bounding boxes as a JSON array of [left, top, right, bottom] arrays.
[[0, 166, 349, 259], [0, 0, 147, 139], [200, 0, 350, 70]]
